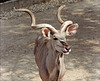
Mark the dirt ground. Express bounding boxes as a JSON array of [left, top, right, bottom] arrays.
[[0, 0, 100, 81]]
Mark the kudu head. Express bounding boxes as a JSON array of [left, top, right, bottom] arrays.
[[14, 5, 78, 54]]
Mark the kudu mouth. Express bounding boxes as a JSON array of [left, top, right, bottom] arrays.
[[58, 40, 71, 55], [62, 47, 71, 55]]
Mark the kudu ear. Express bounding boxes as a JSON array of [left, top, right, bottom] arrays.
[[42, 28, 50, 38], [66, 24, 78, 36]]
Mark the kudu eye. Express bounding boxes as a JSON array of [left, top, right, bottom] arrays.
[[53, 37, 58, 40]]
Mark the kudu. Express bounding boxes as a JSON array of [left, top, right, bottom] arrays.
[[14, 5, 78, 81]]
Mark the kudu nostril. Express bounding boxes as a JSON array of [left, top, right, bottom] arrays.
[[66, 47, 71, 52], [66, 48, 70, 51]]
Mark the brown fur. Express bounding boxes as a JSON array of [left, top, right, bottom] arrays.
[[34, 34, 66, 81]]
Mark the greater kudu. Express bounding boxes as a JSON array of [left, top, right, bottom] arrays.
[[14, 5, 78, 81]]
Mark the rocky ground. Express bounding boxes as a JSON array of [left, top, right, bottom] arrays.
[[0, 0, 100, 81]]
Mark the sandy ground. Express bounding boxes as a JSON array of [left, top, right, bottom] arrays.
[[0, 0, 100, 81]]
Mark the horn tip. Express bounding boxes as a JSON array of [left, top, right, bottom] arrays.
[[13, 7, 17, 11], [62, 5, 66, 7], [60, 5, 66, 8], [13, 7, 16, 10]]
